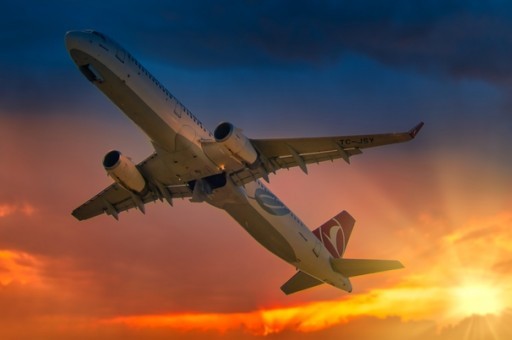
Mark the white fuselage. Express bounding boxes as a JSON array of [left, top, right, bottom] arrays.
[[65, 30, 351, 292]]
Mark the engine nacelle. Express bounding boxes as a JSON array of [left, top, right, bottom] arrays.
[[103, 150, 146, 193], [214, 122, 258, 165]]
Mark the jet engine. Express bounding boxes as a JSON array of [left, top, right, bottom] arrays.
[[214, 122, 258, 166], [103, 150, 146, 193]]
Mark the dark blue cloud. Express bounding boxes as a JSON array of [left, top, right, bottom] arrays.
[[2, 1, 512, 73], [2, 0, 512, 116], [105, 0, 512, 85]]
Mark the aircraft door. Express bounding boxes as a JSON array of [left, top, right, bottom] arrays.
[[313, 239, 322, 258]]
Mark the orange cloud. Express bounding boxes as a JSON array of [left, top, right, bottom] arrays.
[[97, 208, 512, 336], [0, 203, 35, 218], [95, 287, 474, 336], [100, 292, 397, 335], [0, 250, 42, 285], [2, 112, 511, 339]]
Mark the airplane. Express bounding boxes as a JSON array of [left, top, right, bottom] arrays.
[[66, 30, 424, 295]]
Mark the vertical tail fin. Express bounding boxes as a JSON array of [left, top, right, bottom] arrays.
[[312, 210, 355, 258]]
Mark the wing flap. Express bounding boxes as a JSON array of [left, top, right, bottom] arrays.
[[229, 149, 362, 187], [249, 122, 424, 176], [281, 271, 324, 295], [72, 182, 191, 221], [331, 258, 404, 277], [72, 152, 193, 221], [253, 122, 424, 157]]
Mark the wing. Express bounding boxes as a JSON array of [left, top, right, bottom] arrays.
[[72, 153, 192, 221], [230, 122, 424, 186]]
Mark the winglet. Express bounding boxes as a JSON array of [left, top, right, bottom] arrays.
[[408, 122, 424, 138]]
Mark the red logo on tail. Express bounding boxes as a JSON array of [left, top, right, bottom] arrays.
[[312, 211, 355, 258]]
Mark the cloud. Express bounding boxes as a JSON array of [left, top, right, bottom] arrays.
[[3, 0, 512, 97], [0, 121, 510, 339], [106, 1, 512, 85], [3, 200, 511, 337], [0, 250, 41, 285], [2, 311, 511, 339], [0, 204, 35, 218]]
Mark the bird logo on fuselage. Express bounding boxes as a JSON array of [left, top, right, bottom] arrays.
[[253, 188, 290, 216]]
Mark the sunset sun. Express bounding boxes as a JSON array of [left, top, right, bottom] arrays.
[[450, 282, 504, 318]]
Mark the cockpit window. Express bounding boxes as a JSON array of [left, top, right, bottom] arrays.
[[91, 31, 106, 41]]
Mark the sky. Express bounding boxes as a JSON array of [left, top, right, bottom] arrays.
[[1, 1, 512, 339]]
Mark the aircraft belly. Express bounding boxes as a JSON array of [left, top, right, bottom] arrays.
[[220, 185, 350, 290], [69, 49, 177, 151], [235, 181, 350, 288], [207, 180, 300, 265], [223, 203, 297, 264]]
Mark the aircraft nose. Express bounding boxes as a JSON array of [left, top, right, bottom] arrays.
[[65, 31, 79, 51], [64, 30, 90, 52]]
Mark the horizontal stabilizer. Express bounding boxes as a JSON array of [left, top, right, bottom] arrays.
[[281, 271, 323, 295], [331, 258, 404, 277]]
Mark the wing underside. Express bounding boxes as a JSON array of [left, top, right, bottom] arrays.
[[71, 182, 191, 220], [73, 122, 423, 220], [72, 152, 193, 221], [231, 122, 424, 186]]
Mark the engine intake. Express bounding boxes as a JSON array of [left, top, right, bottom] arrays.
[[214, 122, 258, 165], [103, 150, 146, 193]]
